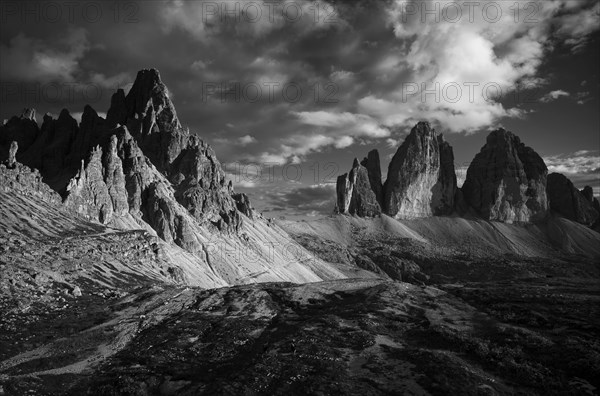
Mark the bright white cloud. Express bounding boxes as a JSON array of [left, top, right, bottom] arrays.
[[251, 111, 389, 164], [357, 0, 600, 133], [540, 90, 570, 103], [293, 111, 390, 138], [544, 151, 600, 175], [544, 150, 600, 196]]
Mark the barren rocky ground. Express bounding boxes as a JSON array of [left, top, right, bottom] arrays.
[[2, 209, 599, 395], [1, 276, 599, 395]]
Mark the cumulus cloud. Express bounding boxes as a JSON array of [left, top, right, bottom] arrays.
[[160, 0, 342, 42], [544, 151, 600, 175], [0, 28, 89, 82], [544, 150, 600, 193], [293, 111, 390, 138], [239, 135, 257, 145], [89, 72, 132, 89], [556, 2, 600, 51], [352, 0, 600, 133], [540, 90, 570, 103], [252, 134, 343, 165], [247, 111, 390, 165]]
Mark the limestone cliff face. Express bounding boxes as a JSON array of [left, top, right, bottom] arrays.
[[232, 193, 254, 219], [336, 122, 456, 219], [547, 173, 599, 226], [106, 69, 241, 232], [1, 69, 247, 248], [360, 150, 383, 206], [0, 68, 347, 288], [106, 69, 187, 173], [461, 129, 548, 223], [383, 122, 456, 218], [64, 134, 129, 224], [336, 158, 382, 217]]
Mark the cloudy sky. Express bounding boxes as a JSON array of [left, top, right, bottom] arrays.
[[1, 0, 599, 218]]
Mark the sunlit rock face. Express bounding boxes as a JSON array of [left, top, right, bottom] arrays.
[[547, 173, 599, 226], [336, 158, 382, 217], [0, 68, 246, 242], [336, 122, 456, 219], [383, 122, 457, 219], [106, 69, 241, 232], [461, 129, 548, 223]]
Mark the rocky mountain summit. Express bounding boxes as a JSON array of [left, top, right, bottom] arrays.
[[383, 122, 457, 218], [337, 122, 457, 219], [462, 129, 548, 223], [336, 125, 599, 230], [0, 68, 346, 289]]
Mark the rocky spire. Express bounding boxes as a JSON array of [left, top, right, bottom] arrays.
[[103, 68, 243, 232], [336, 158, 382, 217], [360, 149, 383, 207], [581, 186, 594, 203], [461, 129, 548, 223], [106, 68, 187, 173], [383, 122, 457, 218], [2, 68, 249, 255], [7, 141, 18, 168]]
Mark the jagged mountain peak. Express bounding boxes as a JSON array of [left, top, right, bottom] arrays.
[[384, 122, 456, 218], [57, 108, 76, 122], [411, 121, 434, 135], [485, 128, 521, 146], [337, 121, 457, 219], [124, 68, 182, 130], [21, 108, 36, 121], [462, 129, 548, 223]]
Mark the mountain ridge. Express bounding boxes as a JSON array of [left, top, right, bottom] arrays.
[[336, 123, 599, 230], [0, 68, 347, 290]]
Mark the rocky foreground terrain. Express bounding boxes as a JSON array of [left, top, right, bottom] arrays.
[[1, 68, 600, 395]]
